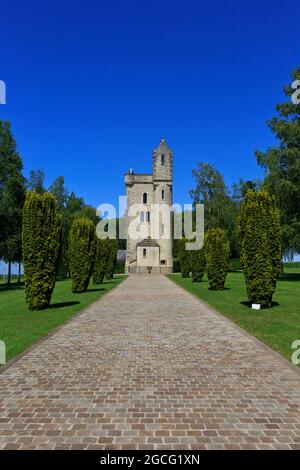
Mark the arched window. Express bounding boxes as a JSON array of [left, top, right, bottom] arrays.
[[146, 211, 150, 222], [143, 248, 147, 258], [143, 192, 147, 204], [161, 189, 165, 200], [140, 211, 145, 222], [161, 154, 165, 166]]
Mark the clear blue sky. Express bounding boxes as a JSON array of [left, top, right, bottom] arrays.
[[1, 0, 299, 210]]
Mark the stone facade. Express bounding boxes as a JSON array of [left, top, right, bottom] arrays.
[[125, 138, 173, 274]]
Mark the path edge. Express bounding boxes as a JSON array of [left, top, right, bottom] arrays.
[[0, 275, 129, 376], [166, 274, 300, 380]]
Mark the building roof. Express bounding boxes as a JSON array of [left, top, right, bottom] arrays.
[[155, 137, 172, 153], [136, 238, 160, 247]]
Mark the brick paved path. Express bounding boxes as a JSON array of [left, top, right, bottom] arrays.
[[1, 275, 300, 450]]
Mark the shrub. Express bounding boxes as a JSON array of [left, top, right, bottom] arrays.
[[173, 259, 180, 273], [238, 190, 281, 307], [190, 246, 206, 282], [105, 238, 118, 279], [115, 261, 125, 274], [93, 237, 110, 284], [69, 217, 95, 293], [205, 228, 230, 290], [22, 191, 62, 310], [178, 238, 190, 277]]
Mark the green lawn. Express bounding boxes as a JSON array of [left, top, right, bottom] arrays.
[[168, 268, 300, 363], [0, 276, 125, 363]]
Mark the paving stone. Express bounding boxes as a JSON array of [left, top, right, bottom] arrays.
[[0, 274, 300, 449]]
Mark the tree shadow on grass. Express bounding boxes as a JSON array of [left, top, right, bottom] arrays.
[[49, 301, 80, 309], [208, 287, 231, 291], [279, 273, 300, 282], [0, 282, 25, 292], [85, 288, 106, 292], [240, 300, 280, 309]]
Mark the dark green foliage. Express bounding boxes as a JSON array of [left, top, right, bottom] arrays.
[[178, 238, 190, 277], [190, 162, 239, 257], [173, 259, 180, 273], [105, 239, 119, 279], [190, 247, 206, 282], [49, 183, 100, 279], [27, 169, 46, 193], [93, 238, 110, 284], [256, 65, 300, 259], [115, 262, 125, 274], [228, 259, 242, 272], [238, 190, 281, 307], [0, 120, 25, 284], [22, 191, 62, 310], [69, 217, 95, 293], [205, 228, 230, 290]]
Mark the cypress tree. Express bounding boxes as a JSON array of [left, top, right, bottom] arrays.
[[238, 190, 281, 307], [22, 191, 62, 310], [190, 246, 206, 282], [205, 228, 230, 290], [105, 238, 118, 279], [0, 120, 25, 284], [69, 217, 95, 293], [178, 238, 190, 278], [93, 237, 110, 284], [256, 65, 300, 258]]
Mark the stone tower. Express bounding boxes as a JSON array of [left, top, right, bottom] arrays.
[[125, 138, 173, 274]]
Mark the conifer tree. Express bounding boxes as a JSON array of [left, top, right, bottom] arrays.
[[22, 191, 62, 309], [238, 190, 281, 307]]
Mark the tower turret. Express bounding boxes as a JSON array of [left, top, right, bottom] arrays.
[[152, 138, 173, 182]]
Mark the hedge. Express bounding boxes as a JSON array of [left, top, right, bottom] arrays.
[[238, 190, 281, 307], [173, 259, 180, 273], [22, 191, 62, 310], [69, 217, 95, 293], [93, 237, 110, 284], [105, 238, 119, 279], [205, 228, 230, 290], [190, 246, 206, 282], [178, 238, 190, 277]]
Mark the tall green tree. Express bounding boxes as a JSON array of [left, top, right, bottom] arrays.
[[93, 237, 110, 284], [256, 65, 300, 259], [22, 191, 62, 310], [27, 169, 46, 193], [190, 162, 238, 257], [205, 228, 230, 290], [49, 185, 100, 279], [49, 176, 69, 277], [238, 190, 281, 308], [49, 176, 69, 210], [178, 238, 190, 277], [190, 246, 206, 282], [69, 217, 95, 293], [105, 238, 118, 279], [0, 120, 25, 284]]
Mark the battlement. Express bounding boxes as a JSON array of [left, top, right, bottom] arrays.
[[125, 173, 153, 185]]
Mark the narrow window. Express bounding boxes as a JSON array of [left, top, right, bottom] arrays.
[[143, 192, 147, 204], [143, 248, 146, 258], [161, 189, 165, 200], [161, 224, 164, 236], [146, 211, 150, 222], [161, 154, 165, 166], [140, 212, 144, 222]]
